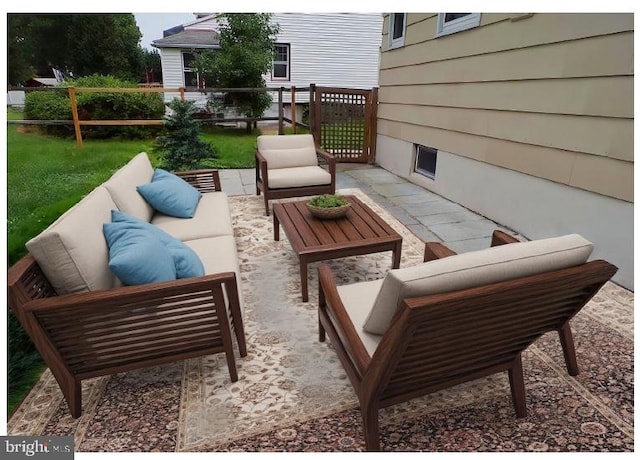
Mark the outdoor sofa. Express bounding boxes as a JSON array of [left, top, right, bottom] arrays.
[[8, 152, 246, 418]]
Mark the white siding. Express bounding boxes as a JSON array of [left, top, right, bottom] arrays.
[[159, 48, 205, 105], [268, 13, 382, 103]]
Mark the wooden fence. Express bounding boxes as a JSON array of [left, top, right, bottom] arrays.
[[8, 86, 308, 149], [8, 84, 378, 162]]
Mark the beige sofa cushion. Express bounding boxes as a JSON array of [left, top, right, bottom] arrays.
[[25, 187, 118, 295], [337, 279, 385, 357], [185, 235, 244, 312], [258, 134, 318, 169], [267, 166, 332, 189], [363, 234, 594, 335], [103, 152, 154, 221], [151, 192, 234, 240]]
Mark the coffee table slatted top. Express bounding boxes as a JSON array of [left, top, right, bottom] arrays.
[[274, 195, 401, 254], [272, 195, 403, 302]]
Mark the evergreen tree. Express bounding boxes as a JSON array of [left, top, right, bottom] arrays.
[[154, 99, 218, 171]]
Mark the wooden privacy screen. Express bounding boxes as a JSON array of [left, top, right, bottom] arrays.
[[311, 85, 378, 164]]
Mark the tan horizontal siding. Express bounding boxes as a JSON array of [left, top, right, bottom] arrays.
[[380, 32, 633, 85], [570, 155, 633, 202], [378, 104, 633, 160], [377, 119, 633, 202], [378, 77, 633, 119], [381, 13, 633, 68]]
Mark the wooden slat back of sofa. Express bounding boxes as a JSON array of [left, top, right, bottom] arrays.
[[365, 260, 618, 408], [174, 169, 222, 193]]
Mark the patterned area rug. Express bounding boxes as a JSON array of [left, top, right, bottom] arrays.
[[8, 189, 634, 452]]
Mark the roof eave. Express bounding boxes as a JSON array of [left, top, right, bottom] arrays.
[[151, 43, 220, 49]]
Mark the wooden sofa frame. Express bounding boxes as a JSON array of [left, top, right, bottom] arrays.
[[318, 230, 618, 450], [8, 169, 247, 418], [255, 143, 336, 216]]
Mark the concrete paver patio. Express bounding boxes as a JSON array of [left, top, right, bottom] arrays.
[[219, 164, 525, 254]]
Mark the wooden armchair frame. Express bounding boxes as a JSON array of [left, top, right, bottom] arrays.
[[255, 143, 336, 216], [8, 169, 247, 418], [318, 230, 617, 450]]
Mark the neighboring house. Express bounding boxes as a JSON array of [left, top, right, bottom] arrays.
[[375, 13, 633, 289], [151, 13, 383, 117]]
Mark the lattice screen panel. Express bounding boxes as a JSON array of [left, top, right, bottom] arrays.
[[319, 91, 368, 162]]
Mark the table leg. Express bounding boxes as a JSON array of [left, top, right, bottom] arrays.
[[273, 212, 280, 241], [300, 257, 309, 302], [392, 241, 402, 269]]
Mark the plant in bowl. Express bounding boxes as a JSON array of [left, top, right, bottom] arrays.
[[306, 194, 350, 219]]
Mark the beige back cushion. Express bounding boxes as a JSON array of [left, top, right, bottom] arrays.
[[103, 152, 154, 221], [363, 234, 594, 335], [25, 187, 119, 295], [257, 134, 318, 169]]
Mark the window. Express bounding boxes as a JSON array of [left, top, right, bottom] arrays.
[[182, 51, 206, 89], [272, 44, 290, 81], [436, 13, 481, 36], [415, 145, 437, 179], [389, 13, 407, 49]]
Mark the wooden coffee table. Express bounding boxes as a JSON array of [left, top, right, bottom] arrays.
[[273, 195, 402, 302]]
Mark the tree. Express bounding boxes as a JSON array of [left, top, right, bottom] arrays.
[[195, 14, 279, 129], [140, 48, 163, 84], [7, 13, 143, 85], [154, 99, 218, 171]]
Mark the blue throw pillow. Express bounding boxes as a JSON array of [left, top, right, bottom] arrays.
[[111, 210, 205, 279], [103, 223, 176, 285], [137, 169, 202, 218]]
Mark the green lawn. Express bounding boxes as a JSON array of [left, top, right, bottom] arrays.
[[6, 119, 262, 416]]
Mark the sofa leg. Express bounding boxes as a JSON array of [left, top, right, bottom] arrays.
[[558, 323, 579, 376], [65, 380, 82, 418], [508, 354, 527, 418], [362, 403, 381, 451]]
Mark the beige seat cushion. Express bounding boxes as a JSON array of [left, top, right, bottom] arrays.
[[26, 187, 119, 295], [337, 279, 385, 357], [185, 235, 244, 313], [267, 166, 332, 189], [151, 192, 234, 240], [258, 134, 318, 169], [103, 152, 155, 221], [363, 234, 594, 335]]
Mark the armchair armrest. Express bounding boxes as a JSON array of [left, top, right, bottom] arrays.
[[255, 148, 269, 183], [174, 169, 221, 193], [424, 242, 457, 262], [491, 230, 521, 247], [315, 146, 336, 175], [318, 264, 371, 379]]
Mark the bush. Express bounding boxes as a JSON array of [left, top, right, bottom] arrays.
[[24, 74, 164, 139], [154, 99, 218, 171]]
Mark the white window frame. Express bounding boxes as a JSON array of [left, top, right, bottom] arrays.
[[182, 51, 205, 89], [436, 13, 481, 37], [415, 145, 438, 179], [388, 13, 407, 49], [272, 43, 290, 81]]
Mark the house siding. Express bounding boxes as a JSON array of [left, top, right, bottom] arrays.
[[157, 13, 382, 105], [376, 13, 634, 289], [266, 13, 382, 103]]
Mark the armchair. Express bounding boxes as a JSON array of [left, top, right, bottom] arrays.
[[255, 134, 335, 215], [318, 231, 617, 450]]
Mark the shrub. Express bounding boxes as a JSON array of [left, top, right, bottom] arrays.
[[154, 99, 218, 171], [24, 74, 164, 139]]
